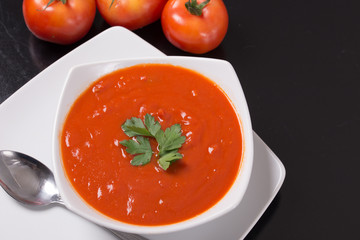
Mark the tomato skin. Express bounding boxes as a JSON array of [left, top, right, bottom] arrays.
[[23, 0, 96, 45], [161, 0, 228, 54], [96, 0, 168, 30]]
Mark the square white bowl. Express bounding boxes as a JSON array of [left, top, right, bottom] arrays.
[[52, 56, 254, 235]]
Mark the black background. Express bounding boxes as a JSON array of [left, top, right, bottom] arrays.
[[1, 0, 360, 239]]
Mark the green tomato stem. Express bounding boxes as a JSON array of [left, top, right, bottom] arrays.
[[44, 0, 66, 10], [109, 0, 115, 9], [185, 0, 210, 16]]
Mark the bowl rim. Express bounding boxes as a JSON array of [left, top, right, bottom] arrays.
[[52, 56, 254, 235]]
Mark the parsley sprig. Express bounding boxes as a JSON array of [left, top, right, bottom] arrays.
[[120, 114, 186, 170]]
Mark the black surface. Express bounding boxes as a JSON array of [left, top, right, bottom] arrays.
[[1, 0, 360, 239]]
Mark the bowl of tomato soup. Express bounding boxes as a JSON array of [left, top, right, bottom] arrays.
[[53, 57, 253, 234]]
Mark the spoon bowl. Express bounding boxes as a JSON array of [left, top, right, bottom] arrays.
[[0, 150, 147, 239], [0, 150, 62, 206]]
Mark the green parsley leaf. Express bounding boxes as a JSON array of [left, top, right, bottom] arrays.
[[121, 117, 152, 137], [121, 114, 161, 138], [158, 151, 183, 170], [156, 124, 186, 157], [119, 136, 152, 166], [120, 114, 186, 170], [144, 114, 161, 137]]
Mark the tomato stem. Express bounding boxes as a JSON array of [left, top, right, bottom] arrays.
[[185, 0, 210, 16], [43, 0, 67, 10], [109, 0, 115, 9]]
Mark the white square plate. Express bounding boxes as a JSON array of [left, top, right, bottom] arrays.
[[0, 27, 285, 240]]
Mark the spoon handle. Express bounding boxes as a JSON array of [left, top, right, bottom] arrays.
[[110, 230, 148, 240]]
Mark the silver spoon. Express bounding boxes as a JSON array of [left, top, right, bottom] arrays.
[[0, 150, 63, 206], [0, 150, 146, 240]]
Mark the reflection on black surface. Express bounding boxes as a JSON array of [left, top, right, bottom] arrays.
[[27, 11, 109, 72], [28, 34, 75, 71]]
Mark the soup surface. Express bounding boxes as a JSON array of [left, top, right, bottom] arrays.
[[61, 64, 243, 226]]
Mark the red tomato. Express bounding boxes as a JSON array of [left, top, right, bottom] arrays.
[[96, 0, 168, 30], [23, 0, 96, 45], [161, 0, 228, 54]]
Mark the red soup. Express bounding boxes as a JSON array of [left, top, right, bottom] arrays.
[[61, 63, 243, 226]]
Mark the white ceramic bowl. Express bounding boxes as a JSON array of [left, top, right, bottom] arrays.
[[52, 56, 254, 235]]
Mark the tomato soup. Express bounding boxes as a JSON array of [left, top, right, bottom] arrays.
[[61, 64, 243, 226]]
